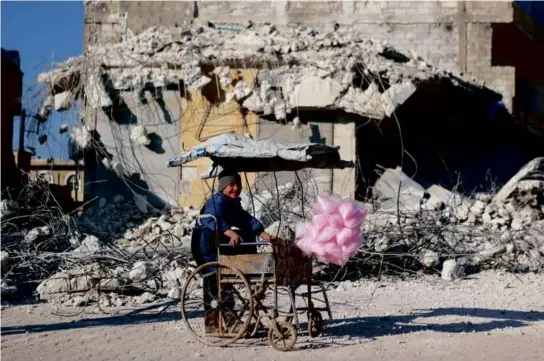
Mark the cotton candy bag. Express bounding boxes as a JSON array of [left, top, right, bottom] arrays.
[[295, 194, 367, 266]]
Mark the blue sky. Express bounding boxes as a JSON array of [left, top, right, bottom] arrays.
[[1, 0, 84, 159]]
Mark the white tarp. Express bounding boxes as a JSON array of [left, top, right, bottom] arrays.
[[166, 133, 353, 176]]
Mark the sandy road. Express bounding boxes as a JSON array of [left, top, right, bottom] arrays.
[[2, 271, 543, 361]]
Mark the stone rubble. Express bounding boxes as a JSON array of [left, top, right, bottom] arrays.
[[37, 24, 488, 128], [12, 158, 544, 305], [359, 158, 544, 276]]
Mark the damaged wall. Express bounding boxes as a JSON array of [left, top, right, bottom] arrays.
[[79, 0, 522, 203], [84, 88, 182, 208], [84, 1, 516, 111]]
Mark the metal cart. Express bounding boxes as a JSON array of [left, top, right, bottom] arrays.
[[168, 133, 354, 350]]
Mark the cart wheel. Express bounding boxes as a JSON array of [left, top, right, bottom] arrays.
[[308, 309, 323, 337], [268, 322, 297, 352], [181, 262, 253, 347]]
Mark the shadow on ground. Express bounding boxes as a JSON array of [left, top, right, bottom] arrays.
[[2, 307, 543, 344]]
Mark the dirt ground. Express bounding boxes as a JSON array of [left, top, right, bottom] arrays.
[[2, 270, 543, 361]]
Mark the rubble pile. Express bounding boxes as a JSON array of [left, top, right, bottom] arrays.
[[37, 24, 490, 126], [75, 195, 200, 249], [0, 179, 79, 298], [342, 159, 544, 278], [3, 159, 543, 307]]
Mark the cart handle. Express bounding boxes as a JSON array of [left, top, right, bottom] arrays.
[[219, 242, 271, 247]]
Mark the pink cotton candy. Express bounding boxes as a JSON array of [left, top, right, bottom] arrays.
[[312, 213, 330, 232], [338, 202, 358, 219], [313, 195, 341, 215], [316, 226, 341, 244], [343, 214, 364, 229], [342, 241, 361, 256], [328, 214, 345, 228], [336, 228, 360, 246]]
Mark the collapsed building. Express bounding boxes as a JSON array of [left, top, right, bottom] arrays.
[[36, 1, 543, 210], [4, 1, 541, 305]]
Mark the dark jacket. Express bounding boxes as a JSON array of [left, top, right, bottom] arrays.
[[191, 192, 264, 265]]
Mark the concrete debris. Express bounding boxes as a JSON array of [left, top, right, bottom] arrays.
[[441, 259, 464, 281], [493, 157, 544, 204], [36, 264, 121, 301], [137, 291, 156, 304], [25, 226, 51, 243], [373, 167, 425, 212], [1, 251, 10, 273], [129, 261, 149, 282], [69, 126, 92, 161], [37, 24, 485, 124], [130, 125, 152, 146], [167, 287, 181, 300], [422, 250, 439, 268], [359, 159, 544, 274], [59, 124, 69, 134], [0, 199, 19, 218], [54, 91, 74, 111], [73, 235, 103, 253]]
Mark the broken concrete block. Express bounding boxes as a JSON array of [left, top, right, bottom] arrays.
[[73, 235, 103, 253], [294, 76, 343, 108], [54, 91, 74, 111], [373, 167, 424, 211], [381, 82, 417, 117], [129, 261, 149, 282], [493, 158, 544, 204], [167, 287, 181, 300], [189, 75, 211, 90], [130, 125, 151, 146], [1, 251, 10, 273], [422, 250, 439, 268], [441, 259, 464, 281]]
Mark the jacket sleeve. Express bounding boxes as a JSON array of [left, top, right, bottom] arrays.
[[234, 201, 265, 237], [200, 194, 231, 233]]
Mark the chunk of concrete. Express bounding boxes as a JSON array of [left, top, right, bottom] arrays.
[[130, 125, 151, 146], [294, 76, 343, 108], [441, 259, 464, 281], [54, 91, 74, 111], [493, 157, 544, 204], [373, 167, 424, 211], [73, 235, 103, 253], [381, 82, 417, 117], [1, 251, 10, 273]]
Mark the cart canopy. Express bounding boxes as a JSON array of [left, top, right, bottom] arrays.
[[167, 133, 354, 177]]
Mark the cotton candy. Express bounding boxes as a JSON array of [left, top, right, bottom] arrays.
[[313, 195, 341, 215], [336, 228, 360, 246], [312, 213, 330, 232], [328, 213, 345, 228], [343, 214, 364, 229], [295, 195, 367, 266], [316, 226, 340, 244]]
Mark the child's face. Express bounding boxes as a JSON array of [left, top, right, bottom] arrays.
[[222, 181, 242, 200]]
